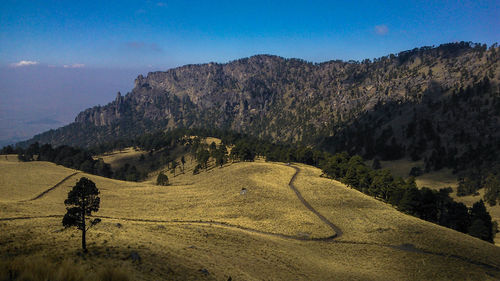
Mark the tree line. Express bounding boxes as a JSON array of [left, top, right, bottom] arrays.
[[1, 142, 147, 182], [320, 153, 495, 243], [3, 142, 113, 178]]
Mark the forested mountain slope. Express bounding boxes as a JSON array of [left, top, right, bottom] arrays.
[[22, 42, 500, 168]]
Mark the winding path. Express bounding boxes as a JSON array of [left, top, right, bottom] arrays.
[[288, 165, 343, 238], [2, 165, 499, 273]]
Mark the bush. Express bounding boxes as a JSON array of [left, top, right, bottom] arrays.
[[156, 172, 169, 186]]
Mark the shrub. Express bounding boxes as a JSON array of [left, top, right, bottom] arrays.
[[156, 172, 169, 186]]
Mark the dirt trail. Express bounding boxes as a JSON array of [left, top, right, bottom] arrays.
[[24, 172, 79, 202], [287, 165, 343, 237]]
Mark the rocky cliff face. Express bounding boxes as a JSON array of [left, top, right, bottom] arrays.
[[23, 42, 500, 149]]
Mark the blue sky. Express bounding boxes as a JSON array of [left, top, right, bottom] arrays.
[[0, 0, 498, 145], [2, 0, 498, 68]]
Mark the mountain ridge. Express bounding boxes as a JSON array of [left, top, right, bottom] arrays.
[[21, 42, 499, 161]]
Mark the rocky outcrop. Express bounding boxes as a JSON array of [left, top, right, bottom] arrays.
[[23, 42, 500, 148]]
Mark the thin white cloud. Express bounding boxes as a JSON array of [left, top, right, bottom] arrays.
[[10, 60, 39, 67], [63, 64, 85, 68], [374, 24, 389, 35], [157, 2, 167, 7]]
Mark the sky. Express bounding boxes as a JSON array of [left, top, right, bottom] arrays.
[[0, 0, 499, 145]]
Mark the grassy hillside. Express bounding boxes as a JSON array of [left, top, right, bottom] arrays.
[[1, 157, 500, 280], [0, 155, 77, 202]]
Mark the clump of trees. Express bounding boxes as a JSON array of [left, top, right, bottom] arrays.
[[230, 141, 256, 161], [63, 177, 101, 252], [190, 138, 229, 172], [14, 142, 113, 177], [10, 142, 152, 182], [113, 163, 147, 182]]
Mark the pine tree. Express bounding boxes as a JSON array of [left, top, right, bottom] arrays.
[[343, 166, 359, 188], [484, 174, 500, 206], [62, 177, 101, 252], [398, 186, 421, 215], [468, 200, 494, 242]]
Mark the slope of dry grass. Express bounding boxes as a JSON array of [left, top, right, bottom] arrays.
[[1, 157, 500, 280], [96, 147, 146, 169], [0, 156, 77, 202]]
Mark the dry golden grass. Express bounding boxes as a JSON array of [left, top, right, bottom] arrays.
[[1, 161, 332, 238], [97, 138, 221, 175], [292, 164, 500, 260], [1, 157, 500, 280], [202, 137, 222, 146], [370, 158, 421, 179], [97, 147, 147, 169], [0, 255, 130, 281], [369, 158, 458, 188], [0, 157, 77, 202], [415, 168, 458, 189]]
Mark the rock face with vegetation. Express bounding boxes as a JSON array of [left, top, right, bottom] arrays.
[[23, 43, 500, 166]]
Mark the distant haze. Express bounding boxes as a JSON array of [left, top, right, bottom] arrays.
[[0, 66, 156, 146]]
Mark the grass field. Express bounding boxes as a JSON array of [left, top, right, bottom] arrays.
[[1, 156, 500, 280]]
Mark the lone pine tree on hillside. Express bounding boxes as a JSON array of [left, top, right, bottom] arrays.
[[63, 177, 101, 252]]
